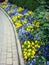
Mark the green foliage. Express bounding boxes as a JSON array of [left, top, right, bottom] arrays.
[[8, 0, 40, 11], [34, 6, 49, 45]]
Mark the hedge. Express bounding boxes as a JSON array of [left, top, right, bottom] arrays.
[[8, 0, 40, 11]]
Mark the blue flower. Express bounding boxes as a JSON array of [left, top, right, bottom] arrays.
[[5, 6, 11, 12], [28, 61, 31, 65], [29, 17, 34, 23], [43, 52, 46, 58], [18, 27, 28, 37], [28, 59, 36, 65], [20, 9, 28, 14], [42, 45, 49, 60], [9, 11, 16, 17], [35, 35, 41, 40], [47, 61, 49, 65]]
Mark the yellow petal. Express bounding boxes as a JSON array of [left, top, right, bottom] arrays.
[[32, 42, 34, 45], [22, 45, 24, 48]]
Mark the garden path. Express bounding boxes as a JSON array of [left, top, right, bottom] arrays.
[[0, 9, 19, 65]]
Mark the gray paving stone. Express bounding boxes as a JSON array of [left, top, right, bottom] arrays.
[[0, 9, 19, 65], [7, 52, 12, 58], [6, 58, 12, 64]]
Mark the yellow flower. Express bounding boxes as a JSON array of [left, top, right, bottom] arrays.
[[23, 19, 28, 24], [11, 5, 16, 9], [15, 21, 22, 28], [28, 50, 31, 52], [35, 44, 40, 48], [26, 28, 30, 32], [23, 51, 26, 54], [32, 28, 34, 31], [24, 52, 27, 56], [28, 49, 31, 52], [28, 45, 30, 48], [2, 2, 7, 5], [32, 50, 35, 55], [18, 14, 23, 17], [32, 47, 35, 49], [26, 25, 34, 32], [24, 49, 27, 51], [17, 7, 24, 12], [23, 49, 27, 54], [37, 45, 40, 48], [22, 45, 24, 48], [25, 13, 29, 16], [32, 20, 36, 25], [28, 25, 33, 28], [35, 44, 38, 48], [12, 16, 18, 22], [28, 11, 33, 14], [17, 16, 20, 18], [1, 5, 8, 9], [7, 9, 14, 14], [35, 22, 40, 27], [32, 42, 34, 45], [28, 11, 34, 15], [34, 48, 37, 52], [22, 40, 41, 60], [27, 41, 31, 45], [24, 56, 27, 59], [35, 40, 38, 43], [27, 53, 31, 57], [24, 41, 27, 45], [31, 55, 34, 58]]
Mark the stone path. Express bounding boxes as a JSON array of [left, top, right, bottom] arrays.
[[0, 9, 19, 65]]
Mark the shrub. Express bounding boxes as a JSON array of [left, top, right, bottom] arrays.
[[8, 0, 40, 11]]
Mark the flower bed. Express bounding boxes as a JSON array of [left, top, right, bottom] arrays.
[[0, 2, 49, 65]]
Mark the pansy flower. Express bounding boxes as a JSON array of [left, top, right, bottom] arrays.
[[20, 9, 28, 15], [17, 7, 24, 13]]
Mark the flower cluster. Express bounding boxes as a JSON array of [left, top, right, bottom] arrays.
[[22, 40, 42, 60], [43, 45, 49, 60]]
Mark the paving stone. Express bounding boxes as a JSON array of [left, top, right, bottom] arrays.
[[7, 52, 12, 58], [13, 61, 18, 65], [6, 58, 12, 64]]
